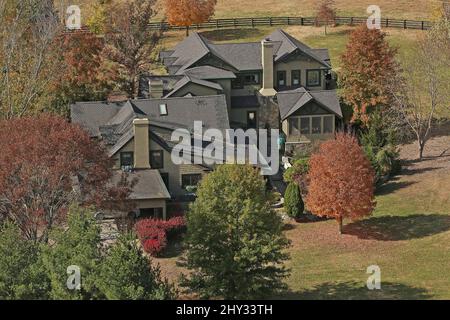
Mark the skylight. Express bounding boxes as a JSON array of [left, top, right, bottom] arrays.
[[159, 104, 168, 116]]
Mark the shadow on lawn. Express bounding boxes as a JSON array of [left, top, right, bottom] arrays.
[[344, 214, 450, 241], [280, 281, 431, 300], [375, 180, 416, 196]]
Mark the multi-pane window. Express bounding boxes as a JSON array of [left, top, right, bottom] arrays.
[[306, 70, 321, 87], [231, 73, 260, 88], [231, 76, 244, 89], [277, 71, 287, 87], [300, 117, 310, 135], [288, 118, 300, 135], [243, 73, 260, 85], [323, 116, 334, 134], [181, 174, 202, 189], [312, 117, 322, 134], [150, 150, 164, 169], [120, 152, 134, 168], [291, 70, 301, 86], [288, 115, 335, 136]]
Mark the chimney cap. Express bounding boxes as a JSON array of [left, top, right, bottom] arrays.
[[133, 118, 150, 126]]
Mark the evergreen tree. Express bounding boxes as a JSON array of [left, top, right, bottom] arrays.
[[284, 183, 305, 219], [97, 233, 176, 300], [0, 221, 49, 299], [41, 205, 103, 300], [183, 165, 290, 299]]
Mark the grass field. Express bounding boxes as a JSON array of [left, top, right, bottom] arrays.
[[155, 135, 450, 300], [212, 0, 439, 20]]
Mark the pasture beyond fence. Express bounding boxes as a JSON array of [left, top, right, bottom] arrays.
[[149, 16, 433, 31]]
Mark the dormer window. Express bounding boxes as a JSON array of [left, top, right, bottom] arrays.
[[159, 104, 168, 116]]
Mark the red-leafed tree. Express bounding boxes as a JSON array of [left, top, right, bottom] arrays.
[[165, 0, 217, 36], [50, 29, 113, 115], [315, 0, 337, 35], [0, 115, 133, 243], [340, 25, 399, 125], [306, 133, 376, 234]]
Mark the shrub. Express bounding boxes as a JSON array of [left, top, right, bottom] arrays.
[[135, 217, 186, 256], [284, 183, 305, 219], [97, 233, 176, 300]]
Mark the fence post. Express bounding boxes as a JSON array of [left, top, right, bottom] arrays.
[[421, 20, 424, 30], [216, 19, 219, 29], [300, 17, 304, 26], [269, 17, 273, 26], [350, 17, 353, 26], [287, 17, 290, 25], [386, 18, 389, 27], [251, 18, 254, 28], [404, 19, 407, 29], [234, 18, 237, 28]]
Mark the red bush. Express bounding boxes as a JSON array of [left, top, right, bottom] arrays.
[[135, 217, 186, 256]]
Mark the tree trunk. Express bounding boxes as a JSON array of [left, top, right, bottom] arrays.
[[186, 25, 190, 37], [337, 216, 343, 235], [418, 141, 425, 160]]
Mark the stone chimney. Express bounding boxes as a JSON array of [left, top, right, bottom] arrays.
[[259, 39, 277, 97], [133, 118, 150, 169], [149, 79, 164, 99]]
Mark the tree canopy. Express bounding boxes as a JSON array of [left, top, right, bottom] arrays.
[[182, 164, 290, 299]]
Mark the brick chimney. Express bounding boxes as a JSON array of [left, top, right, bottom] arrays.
[[133, 118, 150, 169], [259, 39, 277, 97], [149, 79, 164, 99]]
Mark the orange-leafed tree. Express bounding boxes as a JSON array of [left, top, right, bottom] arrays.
[[165, 0, 217, 36], [0, 115, 133, 243], [339, 25, 399, 126], [315, 0, 337, 35], [306, 133, 376, 234]]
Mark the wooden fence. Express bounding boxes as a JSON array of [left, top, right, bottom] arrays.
[[149, 16, 433, 31]]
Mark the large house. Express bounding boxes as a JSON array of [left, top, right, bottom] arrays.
[[71, 29, 343, 218]]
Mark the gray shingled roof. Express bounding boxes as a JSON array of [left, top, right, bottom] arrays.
[[183, 66, 236, 80], [111, 170, 171, 200], [164, 76, 223, 97], [277, 88, 342, 120], [139, 75, 184, 98], [161, 30, 331, 74], [71, 95, 230, 149], [267, 29, 331, 68]]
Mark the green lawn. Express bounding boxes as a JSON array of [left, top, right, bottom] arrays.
[[283, 137, 450, 299], [154, 137, 450, 300]]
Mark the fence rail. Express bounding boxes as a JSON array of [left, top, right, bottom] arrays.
[[149, 16, 433, 31]]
